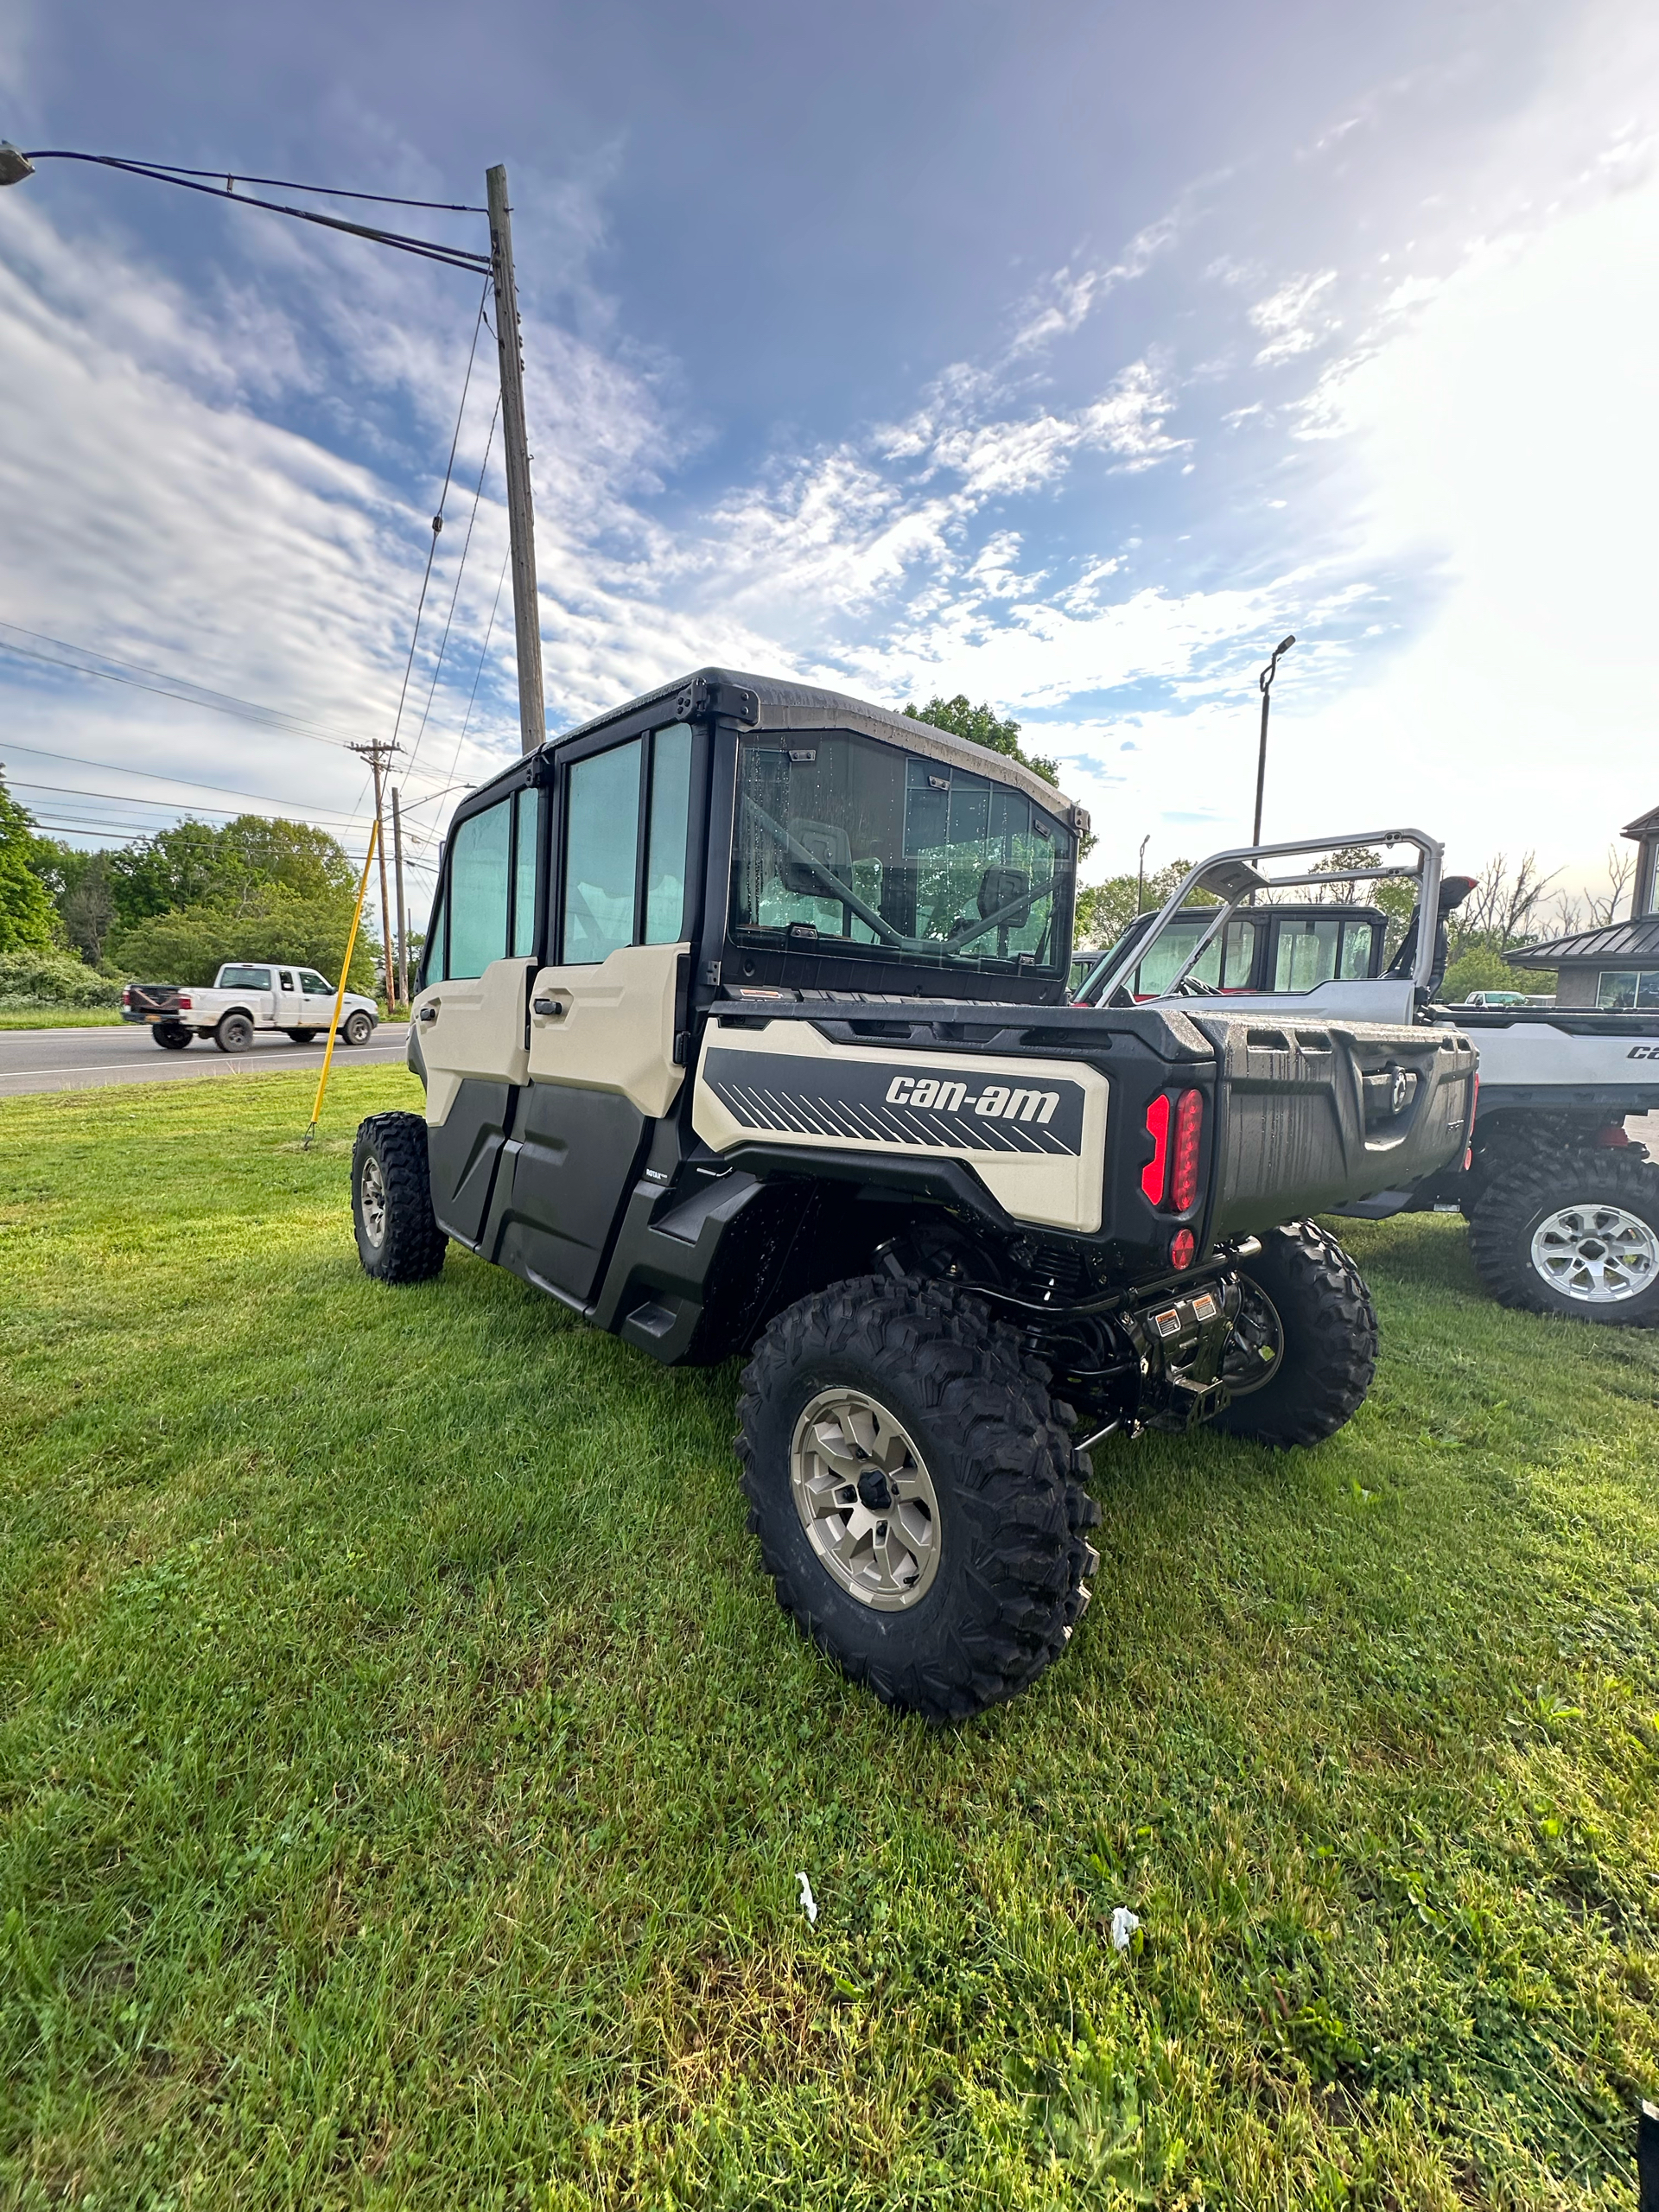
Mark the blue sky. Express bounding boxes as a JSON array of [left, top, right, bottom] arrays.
[[1, 0, 1656, 916]]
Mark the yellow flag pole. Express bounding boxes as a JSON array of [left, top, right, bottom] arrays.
[[303, 817, 380, 1151]]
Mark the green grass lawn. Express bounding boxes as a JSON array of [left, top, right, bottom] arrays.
[[3, 1069, 1656, 2209], [0, 1007, 124, 1030]]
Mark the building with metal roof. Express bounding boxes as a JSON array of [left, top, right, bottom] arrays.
[[1509, 803, 1659, 1009]]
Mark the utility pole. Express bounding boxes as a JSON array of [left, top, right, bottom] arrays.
[[486, 164, 546, 757], [1252, 634, 1295, 849], [349, 740, 401, 1007], [391, 785, 410, 1007]]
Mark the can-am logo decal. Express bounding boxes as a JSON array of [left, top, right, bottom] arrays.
[[701, 1046, 1087, 1157]]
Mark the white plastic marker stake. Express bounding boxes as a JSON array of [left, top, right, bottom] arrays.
[[1110, 1906, 1141, 1953], [797, 1872, 818, 1927]]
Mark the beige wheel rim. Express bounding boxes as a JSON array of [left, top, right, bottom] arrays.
[[359, 1153, 387, 1246], [789, 1387, 942, 1611]]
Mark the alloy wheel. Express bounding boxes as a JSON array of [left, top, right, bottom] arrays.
[[1529, 1201, 1658, 1304], [359, 1153, 388, 1247], [789, 1388, 942, 1611]]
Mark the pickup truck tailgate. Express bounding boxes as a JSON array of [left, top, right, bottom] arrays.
[[1195, 1015, 1476, 1237]]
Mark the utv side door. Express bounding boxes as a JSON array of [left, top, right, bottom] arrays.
[[412, 777, 545, 1248], [497, 721, 696, 1305]]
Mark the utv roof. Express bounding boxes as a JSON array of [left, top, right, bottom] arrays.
[[548, 665, 1083, 826]]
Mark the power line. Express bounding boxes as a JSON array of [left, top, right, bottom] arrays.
[[20, 152, 486, 212], [0, 738, 378, 822], [0, 623, 459, 790], [410, 552, 513, 861], [0, 623, 361, 752], [385, 283, 493, 764], [5, 773, 362, 819], [21, 152, 492, 275], [404, 394, 501, 782]]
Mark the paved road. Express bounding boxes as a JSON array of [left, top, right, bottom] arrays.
[[0, 1022, 411, 1097]]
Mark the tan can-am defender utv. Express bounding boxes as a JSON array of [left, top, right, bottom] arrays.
[[352, 671, 1475, 1721]]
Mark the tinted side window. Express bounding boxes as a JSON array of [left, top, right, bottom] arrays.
[[1339, 919, 1377, 979], [512, 788, 542, 958], [563, 741, 642, 963], [419, 880, 447, 989], [1274, 918, 1340, 992], [448, 799, 512, 979], [645, 723, 691, 944]]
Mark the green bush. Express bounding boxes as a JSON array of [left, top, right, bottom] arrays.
[[109, 888, 380, 993], [1441, 946, 1554, 1003], [0, 948, 122, 1009]]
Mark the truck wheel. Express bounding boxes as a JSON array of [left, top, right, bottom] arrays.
[[340, 1010, 374, 1047], [285, 1028, 319, 1044], [735, 1275, 1101, 1723], [1211, 1222, 1379, 1447], [213, 1013, 255, 1053], [152, 1023, 192, 1050], [352, 1112, 447, 1282], [1468, 1153, 1659, 1324]]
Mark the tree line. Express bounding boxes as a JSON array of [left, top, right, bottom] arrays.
[[0, 768, 380, 1002]]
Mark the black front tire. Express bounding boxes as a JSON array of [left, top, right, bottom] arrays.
[[152, 1023, 192, 1050], [1467, 1151, 1659, 1324], [352, 1113, 447, 1282], [736, 1276, 1100, 1724], [214, 1014, 254, 1053], [1211, 1221, 1378, 1447], [340, 1011, 374, 1047]]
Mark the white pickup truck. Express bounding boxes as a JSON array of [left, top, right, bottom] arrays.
[[121, 963, 381, 1054]]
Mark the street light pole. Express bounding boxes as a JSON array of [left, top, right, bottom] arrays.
[[486, 166, 546, 758], [1252, 633, 1296, 848], [1136, 832, 1150, 914]]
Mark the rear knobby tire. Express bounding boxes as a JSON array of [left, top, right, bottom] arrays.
[[736, 1275, 1101, 1724], [1467, 1151, 1659, 1325], [352, 1112, 447, 1283], [152, 1023, 192, 1050], [1211, 1221, 1378, 1447]]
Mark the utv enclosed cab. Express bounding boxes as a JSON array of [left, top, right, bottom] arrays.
[[358, 669, 1474, 1721]]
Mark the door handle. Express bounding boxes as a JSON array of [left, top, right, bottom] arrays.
[[532, 996, 565, 1019], [417, 1002, 439, 1024]]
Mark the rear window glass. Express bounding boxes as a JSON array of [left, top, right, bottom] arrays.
[[219, 966, 271, 989]]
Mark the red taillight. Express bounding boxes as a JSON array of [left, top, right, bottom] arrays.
[[1171, 1088, 1203, 1211], [1141, 1094, 1170, 1204], [177, 994, 192, 1011], [1170, 1228, 1196, 1270], [121, 985, 130, 1006]]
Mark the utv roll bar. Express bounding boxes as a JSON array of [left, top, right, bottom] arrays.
[[1075, 829, 1448, 1006]]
